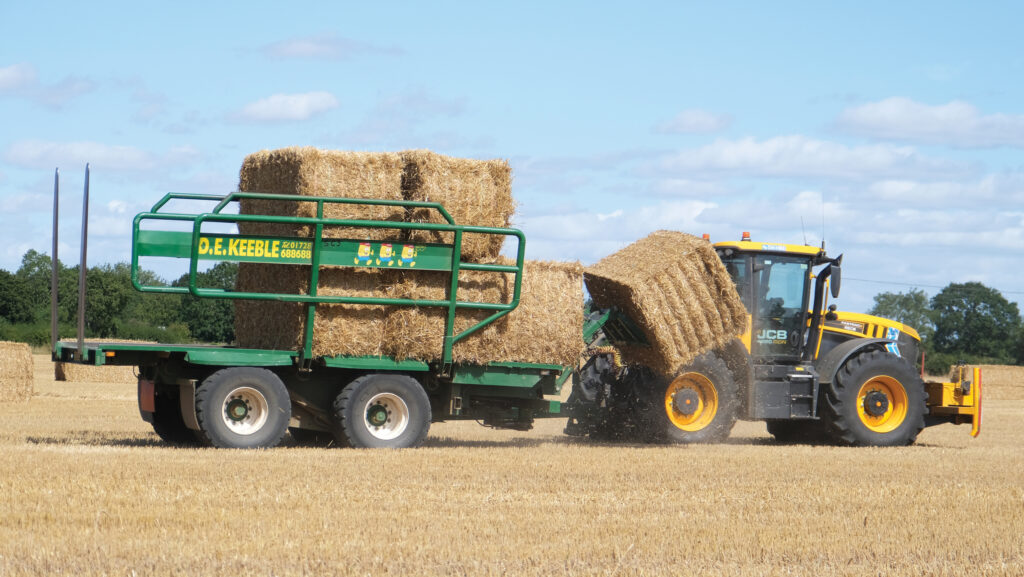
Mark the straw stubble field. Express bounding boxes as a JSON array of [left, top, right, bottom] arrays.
[[1, 356, 1022, 576]]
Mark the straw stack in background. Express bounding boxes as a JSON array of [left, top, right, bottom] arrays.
[[0, 341, 33, 402], [585, 230, 748, 376]]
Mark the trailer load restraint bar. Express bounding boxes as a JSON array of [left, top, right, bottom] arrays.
[[130, 191, 527, 368]]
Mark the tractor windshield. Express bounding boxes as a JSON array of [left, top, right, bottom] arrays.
[[752, 255, 811, 359]]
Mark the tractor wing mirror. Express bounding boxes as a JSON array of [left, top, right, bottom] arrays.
[[830, 265, 841, 298]]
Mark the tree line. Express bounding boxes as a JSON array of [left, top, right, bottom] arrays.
[[868, 283, 1023, 374], [0, 250, 236, 347]]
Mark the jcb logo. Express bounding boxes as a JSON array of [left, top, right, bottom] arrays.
[[757, 329, 787, 341]]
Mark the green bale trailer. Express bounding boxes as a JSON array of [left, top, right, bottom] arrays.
[[52, 169, 576, 449]]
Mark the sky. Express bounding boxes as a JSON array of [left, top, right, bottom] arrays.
[[1, 1, 1023, 315]]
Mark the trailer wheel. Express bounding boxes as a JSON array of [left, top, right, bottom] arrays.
[[822, 349, 926, 446], [649, 351, 738, 443], [150, 388, 200, 446], [195, 367, 291, 449], [333, 374, 431, 449]]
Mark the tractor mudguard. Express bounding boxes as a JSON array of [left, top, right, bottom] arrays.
[[815, 338, 894, 385]]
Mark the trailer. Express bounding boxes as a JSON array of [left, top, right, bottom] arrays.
[[52, 168, 577, 449], [51, 167, 981, 449]]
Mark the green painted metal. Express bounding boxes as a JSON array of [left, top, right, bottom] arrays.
[[130, 191, 527, 371], [451, 363, 566, 389], [321, 356, 430, 371], [54, 341, 297, 367]]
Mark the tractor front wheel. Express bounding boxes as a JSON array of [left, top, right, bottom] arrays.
[[648, 351, 739, 443], [822, 349, 926, 446]]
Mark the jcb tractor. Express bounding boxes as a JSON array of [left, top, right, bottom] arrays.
[[566, 233, 981, 446]]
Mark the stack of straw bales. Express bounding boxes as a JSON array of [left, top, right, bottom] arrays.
[[0, 341, 33, 402], [234, 147, 580, 366], [585, 230, 748, 377]]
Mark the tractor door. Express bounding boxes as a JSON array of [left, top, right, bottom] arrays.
[[749, 255, 812, 361]]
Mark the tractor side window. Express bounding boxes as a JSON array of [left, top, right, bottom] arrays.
[[753, 257, 810, 358], [720, 255, 751, 311]]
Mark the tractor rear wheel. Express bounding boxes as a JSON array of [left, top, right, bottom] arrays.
[[332, 374, 431, 449], [822, 349, 926, 446], [647, 350, 739, 443]]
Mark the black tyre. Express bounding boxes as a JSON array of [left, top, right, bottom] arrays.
[[332, 374, 431, 449], [195, 367, 292, 449], [646, 350, 739, 443], [765, 419, 832, 445], [288, 427, 336, 447], [822, 349, 926, 447], [150, 387, 201, 446]]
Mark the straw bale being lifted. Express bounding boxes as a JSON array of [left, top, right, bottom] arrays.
[[238, 147, 405, 240], [0, 341, 33, 402], [401, 150, 515, 262], [585, 230, 747, 377]]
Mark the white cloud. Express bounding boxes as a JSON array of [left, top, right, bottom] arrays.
[[0, 63, 94, 108], [656, 109, 731, 134], [660, 135, 971, 181], [0, 63, 37, 92], [262, 34, 401, 60], [236, 91, 339, 122], [835, 97, 1024, 148]]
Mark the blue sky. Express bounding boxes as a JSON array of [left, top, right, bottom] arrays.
[[2, 1, 1023, 315]]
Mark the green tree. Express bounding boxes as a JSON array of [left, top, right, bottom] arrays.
[[0, 269, 33, 324], [931, 282, 1022, 363], [868, 288, 935, 342], [83, 263, 133, 338], [174, 262, 237, 343]]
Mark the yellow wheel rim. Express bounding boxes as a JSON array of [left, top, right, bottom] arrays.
[[856, 375, 908, 433], [664, 373, 718, 431]]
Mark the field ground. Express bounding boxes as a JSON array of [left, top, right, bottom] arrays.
[[1, 356, 1022, 576]]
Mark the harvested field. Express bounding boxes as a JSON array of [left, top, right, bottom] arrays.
[[0, 341, 32, 402], [1, 355, 1022, 576], [585, 230, 748, 376]]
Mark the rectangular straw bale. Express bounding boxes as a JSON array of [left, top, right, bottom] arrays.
[[234, 263, 395, 357], [381, 267, 505, 362], [584, 230, 747, 377], [382, 259, 584, 366], [0, 341, 33, 402], [238, 147, 406, 241], [400, 150, 514, 262]]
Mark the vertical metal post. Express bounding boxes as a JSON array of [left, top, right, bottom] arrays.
[[50, 168, 59, 354], [77, 164, 90, 358]]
